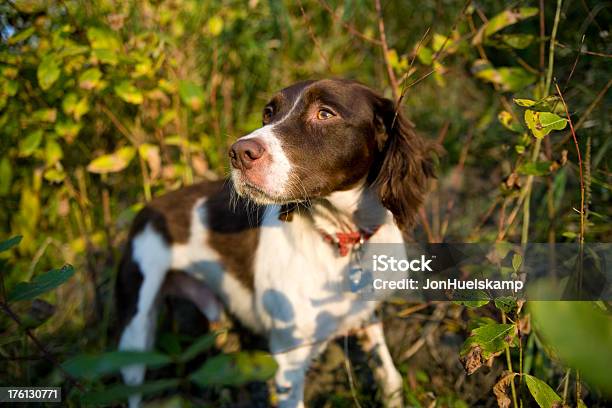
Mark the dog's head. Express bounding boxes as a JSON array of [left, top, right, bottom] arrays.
[[230, 79, 435, 229]]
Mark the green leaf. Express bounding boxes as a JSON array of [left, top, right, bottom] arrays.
[[63, 351, 172, 380], [78, 68, 103, 90], [524, 375, 562, 408], [524, 110, 567, 139], [0, 235, 22, 252], [178, 80, 204, 111], [32, 108, 57, 123], [4, 79, 19, 96], [37, 56, 60, 90], [512, 253, 522, 272], [539, 112, 568, 128], [62, 93, 90, 120], [207, 16, 224, 36], [8, 265, 75, 302], [460, 323, 516, 359], [452, 289, 490, 308], [460, 322, 518, 373], [190, 351, 278, 386], [87, 27, 121, 52], [432, 33, 458, 54], [498, 111, 523, 132], [19, 129, 43, 157], [529, 301, 612, 394], [515, 96, 564, 113], [453, 299, 490, 308], [87, 146, 136, 174], [58, 42, 89, 59], [12, 0, 46, 14], [44, 140, 63, 165], [55, 120, 82, 143], [473, 7, 538, 45], [517, 162, 552, 176], [514, 98, 537, 107], [8, 26, 36, 45], [0, 157, 12, 196], [92, 48, 118, 65], [417, 46, 433, 65], [494, 297, 518, 314], [115, 81, 143, 104], [472, 60, 536, 92], [81, 379, 180, 405], [488, 33, 536, 49], [43, 168, 66, 183], [180, 331, 220, 363]]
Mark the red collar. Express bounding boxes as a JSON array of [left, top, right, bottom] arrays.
[[319, 226, 380, 257]]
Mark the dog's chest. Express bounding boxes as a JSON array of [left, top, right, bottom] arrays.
[[251, 209, 397, 350]]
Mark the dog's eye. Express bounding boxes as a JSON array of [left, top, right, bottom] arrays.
[[317, 108, 336, 120], [263, 107, 274, 124]]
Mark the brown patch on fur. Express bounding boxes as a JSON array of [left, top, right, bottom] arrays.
[[206, 182, 265, 291], [115, 182, 224, 329], [131, 181, 225, 244]]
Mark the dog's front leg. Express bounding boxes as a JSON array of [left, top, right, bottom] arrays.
[[358, 321, 404, 408], [271, 339, 326, 408]]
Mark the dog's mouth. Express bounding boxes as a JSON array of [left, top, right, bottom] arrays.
[[231, 172, 313, 205], [231, 174, 290, 205]]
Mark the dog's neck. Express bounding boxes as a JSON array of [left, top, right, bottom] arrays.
[[306, 183, 389, 235]]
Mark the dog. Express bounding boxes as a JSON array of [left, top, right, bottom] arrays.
[[116, 78, 434, 408]]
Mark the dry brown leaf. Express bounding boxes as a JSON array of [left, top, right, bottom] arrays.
[[460, 345, 484, 375], [519, 312, 531, 335], [493, 371, 517, 408]]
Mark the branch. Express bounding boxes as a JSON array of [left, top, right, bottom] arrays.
[[544, 0, 563, 94], [374, 0, 399, 101], [297, 0, 331, 70], [555, 82, 585, 243], [0, 302, 85, 391]]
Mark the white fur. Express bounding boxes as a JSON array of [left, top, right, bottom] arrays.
[[236, 125, 292, 197], [119, 224, 171, 408], [233, 93, 303, 198]]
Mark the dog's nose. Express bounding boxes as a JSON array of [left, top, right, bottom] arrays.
[[230, 138, 266, 170]]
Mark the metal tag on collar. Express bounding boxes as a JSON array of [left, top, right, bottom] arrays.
[[348, 238, 367, 292]]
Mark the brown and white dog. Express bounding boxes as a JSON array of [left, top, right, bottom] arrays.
[[116, 79, 434, 407]]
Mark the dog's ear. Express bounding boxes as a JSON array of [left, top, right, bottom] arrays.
[[370, 96, 436, 232]]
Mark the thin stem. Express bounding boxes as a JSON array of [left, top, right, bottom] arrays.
[[576, 370, 582, 403], [522, 0, 562, 244], [539, 0, 546, 91], [297, 0, 331, 70], [555, 83, 584, 243], [138, 153, 152, 202], [502, 312, 519, 408], [521, 138, 542, 245], [374, 0, 399, 100], [562, 368, 571, 404], [545, 0, 563, 94], [0, 302, 85, 391]]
